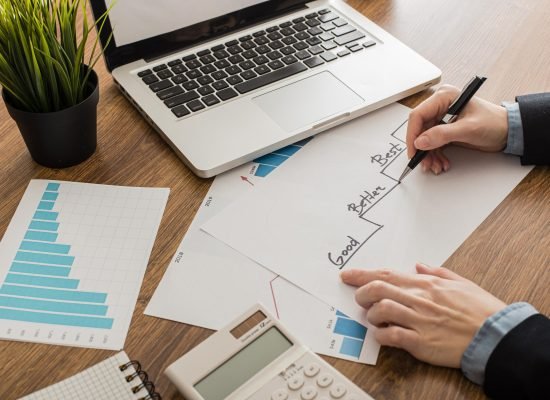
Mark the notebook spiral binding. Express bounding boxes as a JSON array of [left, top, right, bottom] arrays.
[[120, 360, 162, 400]]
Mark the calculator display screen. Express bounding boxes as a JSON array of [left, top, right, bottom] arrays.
[[194, 327, 292, 400]]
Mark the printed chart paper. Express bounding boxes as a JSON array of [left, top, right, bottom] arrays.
[[0, 180, 169, 349], [203, 103, 533, 322], [146, 140, 379, 364]]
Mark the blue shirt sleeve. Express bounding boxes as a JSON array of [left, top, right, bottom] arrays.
[[460, 302, 538, 385], [502, 102, 525, 156]]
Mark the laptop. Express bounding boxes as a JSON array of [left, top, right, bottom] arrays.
[[91, 0, 441, 178]]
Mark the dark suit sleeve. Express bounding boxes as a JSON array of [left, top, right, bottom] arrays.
[[516, 93, 550, 165], [483, 314, 550, 399]]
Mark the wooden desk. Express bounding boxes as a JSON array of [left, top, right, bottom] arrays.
[[1, 1, 548, 398]]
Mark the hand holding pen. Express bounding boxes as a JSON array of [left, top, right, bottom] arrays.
[[400, 77, 510, 180]]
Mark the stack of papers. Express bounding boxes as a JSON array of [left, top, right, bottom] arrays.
[[147, 103, 532, 364]]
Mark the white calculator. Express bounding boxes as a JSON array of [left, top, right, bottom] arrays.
[[165, 303, 374, 400]]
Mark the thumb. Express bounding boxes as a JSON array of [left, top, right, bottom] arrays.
[[414, 122, 465, 150]]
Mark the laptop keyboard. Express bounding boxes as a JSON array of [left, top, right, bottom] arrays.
[[137, 8, 377, 118]]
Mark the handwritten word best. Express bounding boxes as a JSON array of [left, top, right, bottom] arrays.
[[370, 142, 404, 167]]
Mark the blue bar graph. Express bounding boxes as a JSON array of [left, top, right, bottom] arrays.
[[15, 251, 74, 266], [24, 230, 58, 242], [0, 308, 113, 329], [0, 284, 107, 303], [33, 210, 59, 221], [37, 201, 55, 210], [0, 181, 114, 330], [10, 262, 71, 277], [340, 337, 363, 358], [254, 137, 312, 178], [0, 296, 107, 316], [5, 273, 79, 289], [332, 310, 367, 359], [20, 241, 70, 254]]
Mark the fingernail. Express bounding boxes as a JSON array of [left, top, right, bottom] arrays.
[[422, 163, 428, 172], [415, 136, 429, 148], [340, 270, 352, 280], [443, 163, 450, 172], [417, 262, 432, 269]]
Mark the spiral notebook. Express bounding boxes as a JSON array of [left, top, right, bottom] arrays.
[[20, 351, 161, 400]]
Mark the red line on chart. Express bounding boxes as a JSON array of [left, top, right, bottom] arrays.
[[240, 176, 255, 186], [269, 276, 281, 319]]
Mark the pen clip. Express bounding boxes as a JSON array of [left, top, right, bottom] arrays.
[[447, 76, 487, 116]]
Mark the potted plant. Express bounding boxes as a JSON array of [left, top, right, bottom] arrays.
[[0, 0, 112, 168]]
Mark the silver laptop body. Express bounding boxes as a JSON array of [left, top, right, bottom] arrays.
[[92, 0, 441, 177]]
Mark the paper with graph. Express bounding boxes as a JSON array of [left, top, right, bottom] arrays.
[[203, 103, 533, 322], [0, 180, 169, 349], [146, 139, 379, 364]]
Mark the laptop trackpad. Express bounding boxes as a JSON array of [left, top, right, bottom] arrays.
[[252, 71, 364, 132]]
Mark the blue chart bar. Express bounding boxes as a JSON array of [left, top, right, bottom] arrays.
[[20, 241, 70, 254], [334, 317, 367, 340], [33, 210, 59, 221], [46, 182, 60, 191], [336, 310, 348, 317], [15, 251, 74, 266], [0, 284, 107, 303], [41, 191, 58, 201], [272, 145, 302, 157], [0, 296, 107, 316], [29, 220, 59, 231], [24, 230, 58, 242], [10, 262, 71, 277], [37, 201, 55, 211], [5, 273, 79, 289], [255, 164, 277, 178], [340, 337, 363, 358], [0, 308, 113, 329], [254, 153, 289, 167]]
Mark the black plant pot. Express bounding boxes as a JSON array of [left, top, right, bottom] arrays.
[[3, 69, 99, 168]]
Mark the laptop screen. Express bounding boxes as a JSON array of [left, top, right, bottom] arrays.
[[92, 0, 309, 71], [107, 0, 269, 47]]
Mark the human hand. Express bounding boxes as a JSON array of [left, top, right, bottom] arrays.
[[407, 85, 509, 175], [340, 264, 506, 368]]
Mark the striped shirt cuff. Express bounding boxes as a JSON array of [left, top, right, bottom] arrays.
[[502, 102, 525, 156]]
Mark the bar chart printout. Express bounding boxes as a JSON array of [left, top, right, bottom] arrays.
[[0, 180, 169, 349]]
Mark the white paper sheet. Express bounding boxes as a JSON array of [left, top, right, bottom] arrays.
[[0, 180, 169, 349], [202, 103, 533, 322], [145, 149, 379, 364]]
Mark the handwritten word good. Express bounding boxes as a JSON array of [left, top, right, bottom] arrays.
[[328, 236, 361, 268]]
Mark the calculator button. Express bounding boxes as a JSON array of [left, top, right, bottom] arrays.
[[304, 363, 321, 377], [288, 375, 305, 390], [316, 373, 334, 388], [272, 388, 289, 400], [329, 383, 347, 398], [301, 386, 318, 400]]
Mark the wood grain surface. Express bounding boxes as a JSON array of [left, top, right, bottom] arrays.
[[1, 1, 548, 399]]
